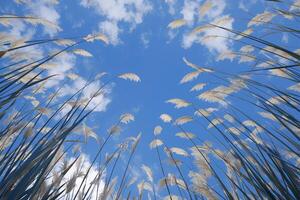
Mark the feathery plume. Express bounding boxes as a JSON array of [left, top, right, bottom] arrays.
[[154, 125, 163, 135], [190, 83, 206, 92], [176, 132, 196, 139], [183, 57, 213, 72], [72, 49, 93, 57], [248, 11, 275, 27], [160, 114, 172, 123], [120, 113, 135, 124], [166, 98, 191, 109], [141, 164, 153, 182], [174, 116, 193, 125], [168, 19, 187, 29], [235, 28, 253, 40], [118, 73, 141, 82], [170, 147, 189, 157], [199, 0, 213, 17], [149, 139, 163, 149], [180, 71, 201, 84]]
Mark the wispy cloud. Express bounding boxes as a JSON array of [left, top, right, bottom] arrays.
[[60, 76, 111, 112], [238, 0, 258, 12], [165, 0, 177, 15], [140, 32, 151, 48], [166, 0, 234, 54], [44, 52, 75, 88], [181, 0, 199, 24], [50, 153, 105, 199], [3, 1, 112, 113], [99, 20, 121, 45], [79, 0, 153, 45], [27, 0, 61, 36]]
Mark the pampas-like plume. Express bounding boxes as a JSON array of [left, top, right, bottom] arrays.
[[198, 87, 227, 104], [118, 73, 141, 82], [190, 83, 206, 92], [258, 112, 277, 121], [169, 147, 189, 157], [183, 57, 213, 72], [174, 116, 193, 125], [24, 124, 33, 138], [108, 125, 121, 135], [154, 125, 163, 135], [166, 98, 191, 109], [167, 19, 187, 29], [235, 28, 253, 40], [199, 0, 213, 17], [194, 107, 217, 117], [189, 171, 217, 199], [82, 123, 99, 142], [269, 69, 291, 78], [141, 164, 154, 182], [137, 181, 153, 194], [84, 33, 109, 44], [120, 113, 135, 124], [72, 49, 93, 57], [54, 39, 75, 46], [95, 72, 108, 80], [224, 114, 235, 123], [248, 11, 275, 27], [242, 120, 259, 127], [239, 54, 256, 63], [217, 50, 237, 61], [288, 83, 300, 92], [149, 139, 163, 149], [191, 25, 213, 35], [0, 15, 62, 31], [207, 118, 223, 129], [262, 46, 294, 60], [214, 15, 233, 27], [240, 45, 255, 53], [37, 107, 51, 115], [160, 114, 172, 123], [176, 132, 196, 139], [163, 195, 180, 200], [159, 174, 186, 190], [180, 71, 201, 84], [226, 127, 243, 135], [67, 73, 79, 80]]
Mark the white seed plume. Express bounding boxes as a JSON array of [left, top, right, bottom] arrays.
[[118, 73, 141, 82], [160, 114, 172, 123]]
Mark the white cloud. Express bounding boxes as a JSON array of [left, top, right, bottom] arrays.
[[60, 76, 111, 112], [3, 19, 44, 63], [238, 0, 258, 12], [140, 32, 151, 48], [181, 0, 199, 23], [182, 33, 197, 49], [165, 0, 177, 15], [164, 0, 232, 53], [182, 16, 234, 53], [80, 0, 152, 45], [203, 0, 226, 19], [3, 1, 111, 113], [50, 153, 105, 199], [28, 0, 61, 36], [238, 1, 248, 12], [179, 0, 234, 54], [199, 16, 234, 53], [99, 21, 121, 45], [45, 52, 75, 88]]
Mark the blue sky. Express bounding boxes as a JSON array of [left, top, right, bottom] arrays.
[[1, 0, 300, 198]]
